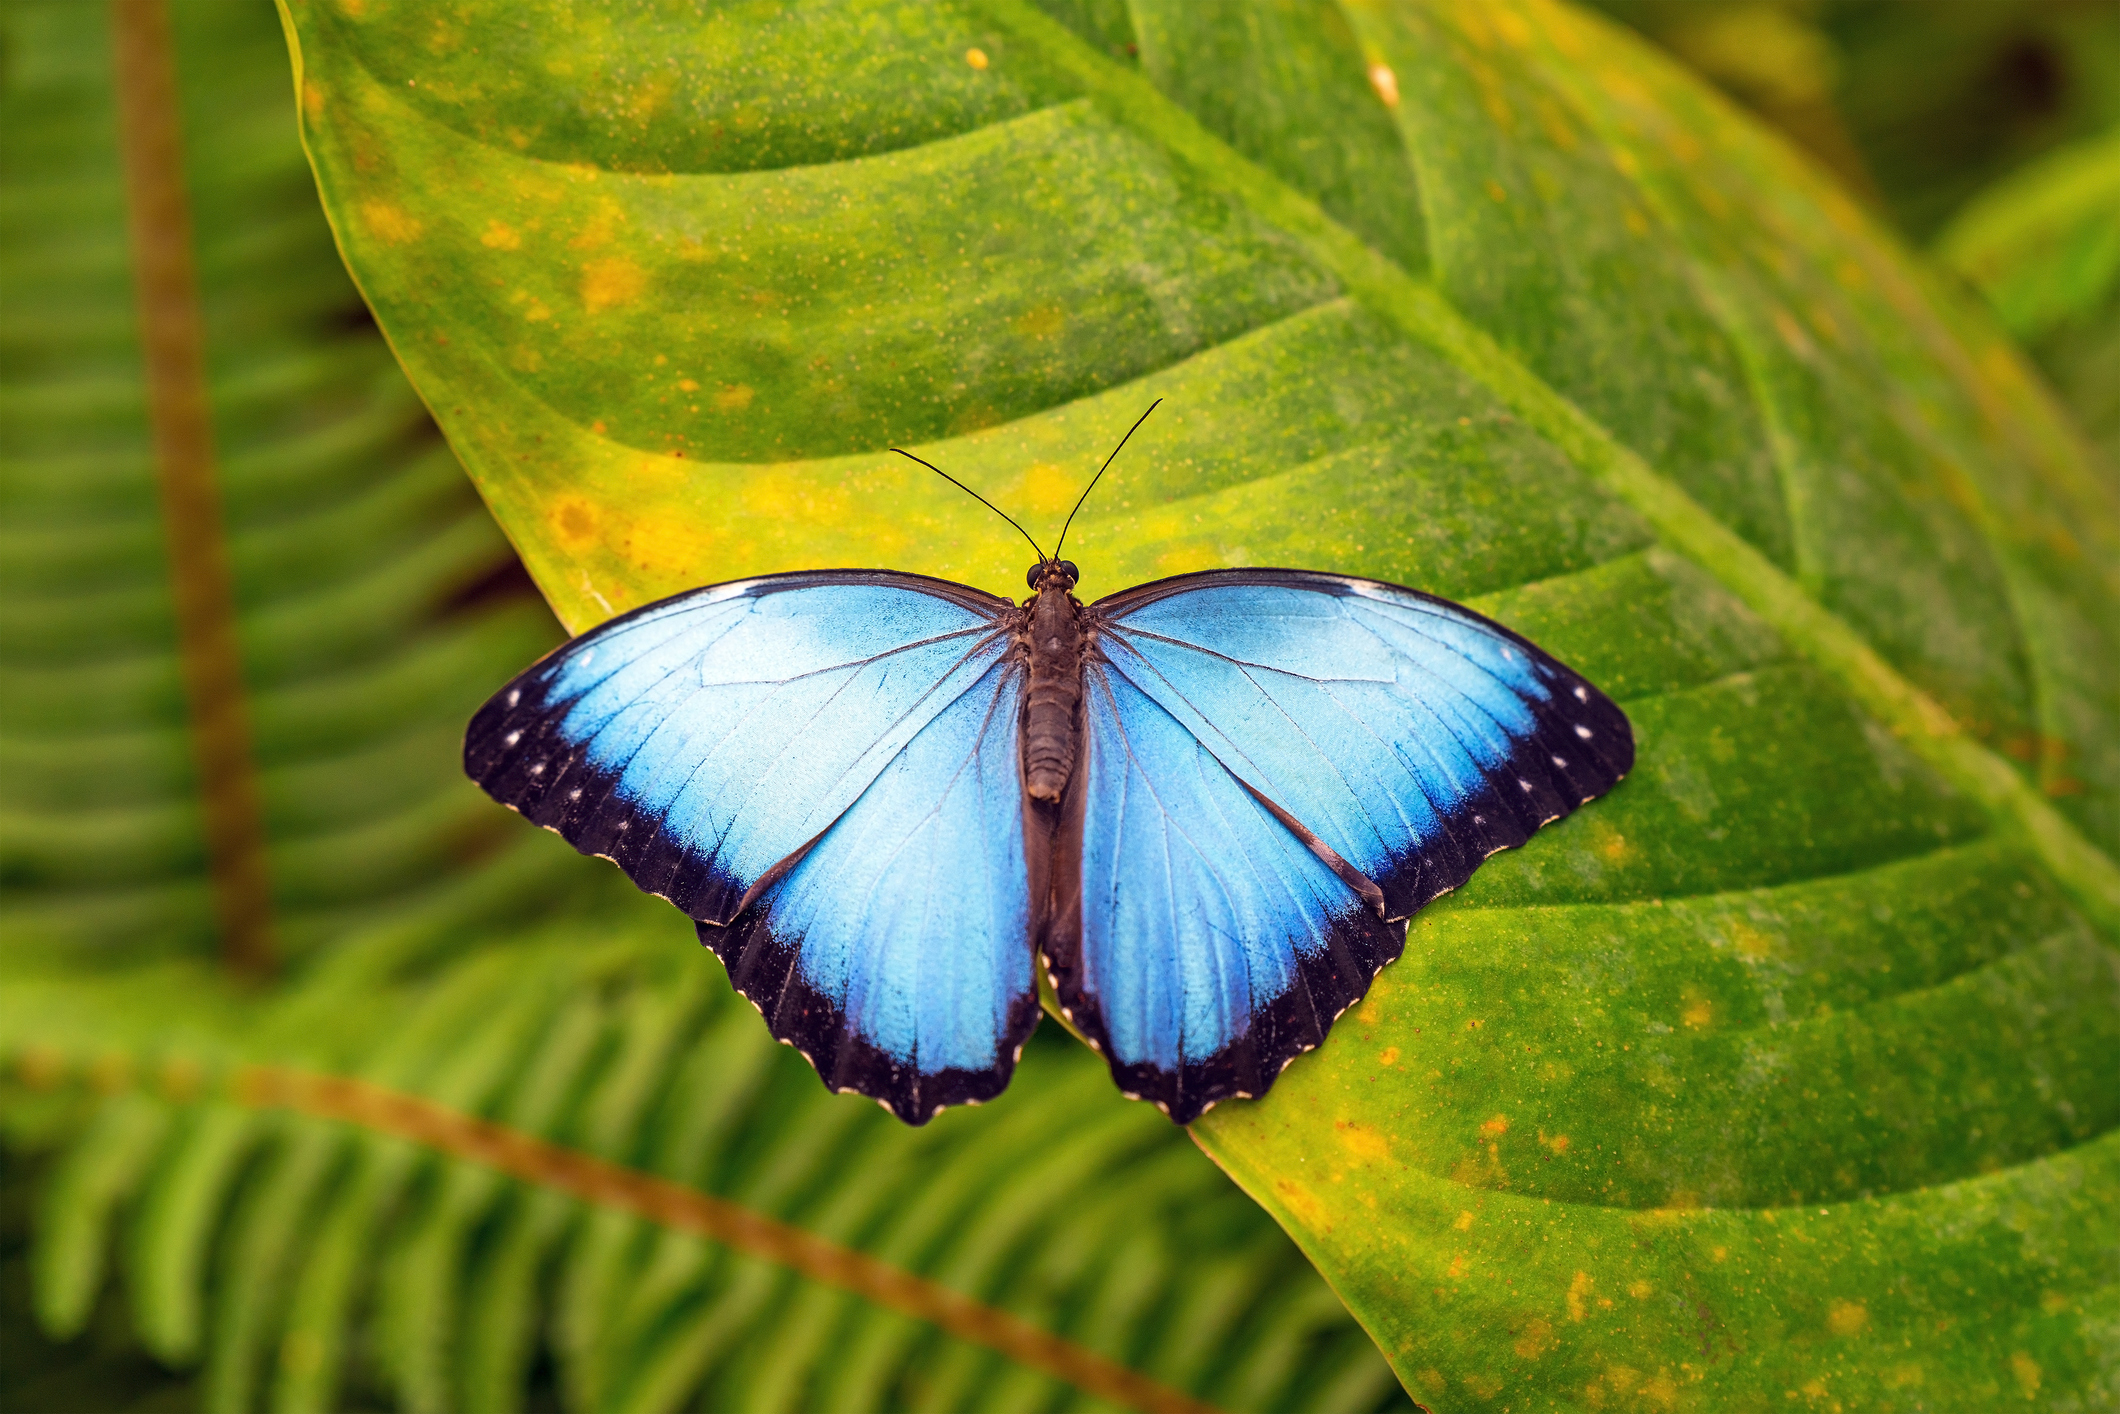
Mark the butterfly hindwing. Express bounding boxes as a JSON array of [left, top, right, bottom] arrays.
[[1041, 661, 1403, 1123], [1047, 569, 1633, 1121], [466, 571, 1040, 1121], [703, 654, 1041, 1122]]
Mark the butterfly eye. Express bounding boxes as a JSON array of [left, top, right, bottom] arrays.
[[1026, 564, 1044, 590], [1058, 560, 1080, 585]]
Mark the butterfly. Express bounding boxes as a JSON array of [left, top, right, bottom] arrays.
[[465, 404, 1633, 1124]]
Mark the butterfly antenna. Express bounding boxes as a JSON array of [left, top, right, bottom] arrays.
[[1053, 398, 1161, 561], [890, 447, 1048, 563]]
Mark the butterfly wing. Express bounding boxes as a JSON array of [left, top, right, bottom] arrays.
[[1043, 659, 1404, 1123], [1046, 569, 1632, 1122], [466, 570, 1041, 1121], [702, 652, 1041, 1122]]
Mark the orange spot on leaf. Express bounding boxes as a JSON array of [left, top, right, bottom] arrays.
[[1368, 63, 1400, 108], [553, 498, 598, 545]]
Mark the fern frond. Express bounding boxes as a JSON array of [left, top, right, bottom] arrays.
[[4, 903, 1409, 1414]]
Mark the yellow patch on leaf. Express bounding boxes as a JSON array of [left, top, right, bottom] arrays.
[[1513, 1317, 1555, 1359], [581, 257, 646, 313], [361, 200, 422, 244], [1273, 1178, 1323, 1227], [1012, 304, 1065, 339], [1017, 460, 1078, 517], [1336, 1121, 1391, 1162], [481, 221, 522, 250], [1567, 1270, 1594, 1321]]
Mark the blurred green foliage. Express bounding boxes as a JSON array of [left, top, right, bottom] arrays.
[[1591, 0, 2120, 238]]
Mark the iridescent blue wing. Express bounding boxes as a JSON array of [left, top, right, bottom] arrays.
[[1045, 569, 1632, 1122], [465, 571, 1041, 1122]]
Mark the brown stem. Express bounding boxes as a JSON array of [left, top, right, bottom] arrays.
[[109, 0, 275, 975], [236, 1065, 1226, 1414]]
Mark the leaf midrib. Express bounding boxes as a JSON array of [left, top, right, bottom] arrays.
[[971, 0, 2120, 939]]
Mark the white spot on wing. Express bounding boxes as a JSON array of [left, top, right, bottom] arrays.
[[528, 762, 544, 775], [1575, 723, 1593, 739], [504, 730, 522, 747], [1572, 684, 1589, 702], [1552, 755, 1568, 768], [506, 689, 520, 708]]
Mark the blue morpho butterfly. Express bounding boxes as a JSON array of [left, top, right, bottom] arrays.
[[465, 402, 1633, 1124]]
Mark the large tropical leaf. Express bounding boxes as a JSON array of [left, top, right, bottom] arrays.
[[0, 3, 1408, 1411], [278, 0, 2120, 1405]]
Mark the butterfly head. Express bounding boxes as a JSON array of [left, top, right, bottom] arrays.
[[889, 398, 1158, 604], [1027, 558, 1080, 592]]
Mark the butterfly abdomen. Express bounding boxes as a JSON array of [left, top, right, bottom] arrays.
[[1021, 581, 1084, 802]]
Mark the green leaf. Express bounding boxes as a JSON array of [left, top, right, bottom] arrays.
[[281, 0, 2120, 1405]]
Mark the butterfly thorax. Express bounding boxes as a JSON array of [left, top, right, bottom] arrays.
[[1021, 569, 1085, 802]]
